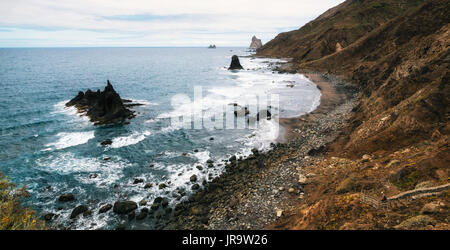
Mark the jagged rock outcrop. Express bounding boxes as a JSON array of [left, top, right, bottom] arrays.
[[249, 36, 263, 50], [228, 55, 243, 70], [66, 80, 138, 125]]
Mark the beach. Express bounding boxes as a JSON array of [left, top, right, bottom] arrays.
[[163, 65, 359, 230]]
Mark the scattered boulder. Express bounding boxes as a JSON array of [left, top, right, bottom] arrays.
[[58, 193, 75, 202], [100, 139, 112, 146], [159, 183, 168, 189], [133, 178, 144, 184], [192, 184, 200, 190], [151, 203, 160, 210], [99, 204, 112, 213], [44, 213, 56, 221], [139, 199, 147, 206], [421, 202, 442, 214], [136, 209, 148, 220], [70, 205, 88, 219], [113, 201, 138, 214], [394, 215, 436, 229], [144, 183, 153, 189], [228, 55, 244, 70], [190, 175, 198, 182]]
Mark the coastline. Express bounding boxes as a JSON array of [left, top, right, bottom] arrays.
[[163, 64, 359, 229]]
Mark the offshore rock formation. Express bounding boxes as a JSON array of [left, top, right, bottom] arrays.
[[66, 80, 138, 125], [249, 36, 263, 50], [228, 55, 243, 70]]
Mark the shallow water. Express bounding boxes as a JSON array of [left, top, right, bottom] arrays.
[[0, 47, 320, 229]]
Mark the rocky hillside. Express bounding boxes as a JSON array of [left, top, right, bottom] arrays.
[[257, 0, 449, 229], [258, 0, 426, 62]]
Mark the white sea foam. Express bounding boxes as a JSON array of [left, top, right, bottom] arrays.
[[110, 131, 151, 148], [44, 131, 95, 150], [35, 152, 129, 187]]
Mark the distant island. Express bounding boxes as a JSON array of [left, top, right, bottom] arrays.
[[208, 44, 216, 49]]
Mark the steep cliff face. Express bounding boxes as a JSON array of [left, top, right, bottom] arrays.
[[258, 0, 449, 157]]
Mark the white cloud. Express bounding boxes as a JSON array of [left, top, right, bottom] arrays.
[[0, 0, 344, 47]]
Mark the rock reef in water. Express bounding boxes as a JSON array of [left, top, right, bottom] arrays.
[[249, 36, 263, 50], [66, 80, 139, 125], [228, 55, 243, 70]]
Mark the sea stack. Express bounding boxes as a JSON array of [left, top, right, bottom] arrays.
[[249, 36, 263, 50], [228, 55, 243, 70], [66, 80, 136, 125]]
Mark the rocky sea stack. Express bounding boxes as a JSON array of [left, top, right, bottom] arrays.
[[228, 55, 243, 70], [249, 35, 262, 50], [66, 80, 139, 125]]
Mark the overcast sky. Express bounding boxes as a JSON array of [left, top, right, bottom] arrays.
[[0, 0, 344, 47]]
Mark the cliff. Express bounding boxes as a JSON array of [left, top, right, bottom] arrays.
[[257, 0, 449, 229]]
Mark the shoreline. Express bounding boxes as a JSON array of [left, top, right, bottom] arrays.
[[277, 72, 347, 143], [163, 65, 359, 229]]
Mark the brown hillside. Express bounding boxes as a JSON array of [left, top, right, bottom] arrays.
[[257, 0, 449, 230], [258, 0, 426, 62]]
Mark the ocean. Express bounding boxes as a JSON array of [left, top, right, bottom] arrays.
[[0, 47, 320, 229]]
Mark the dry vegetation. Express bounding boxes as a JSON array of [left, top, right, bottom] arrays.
[[0, 172, 46, 230]]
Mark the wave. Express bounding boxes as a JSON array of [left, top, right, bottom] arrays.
[[110, 131, 151, 148], [44, 131, 95, 150]]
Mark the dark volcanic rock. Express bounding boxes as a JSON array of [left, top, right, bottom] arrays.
[[99, 204, 113, 213], [66, 80, 136, 125], [70, 205, 88, 219], [58, 193, 75, 202], [113, 201, 138, 214], [228, 55, 244, 70]]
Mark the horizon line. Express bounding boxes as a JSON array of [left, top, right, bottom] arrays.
[[0, 45, 249, 49]]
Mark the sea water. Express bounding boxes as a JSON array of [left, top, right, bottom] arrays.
[[0, 47, 320, 229]]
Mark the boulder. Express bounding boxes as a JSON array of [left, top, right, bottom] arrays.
[[99, 204, 112, 213], [421, 202, 442, 214], [58, 193, 75, 202], [100, 139, 112, 146], [394, 215, 436, 229], [113, 201, 138, 214], [228, 55, 243, 70], [70, 205, 88, 219]]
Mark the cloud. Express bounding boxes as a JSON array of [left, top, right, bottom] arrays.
[[0, 0, 344, 47]]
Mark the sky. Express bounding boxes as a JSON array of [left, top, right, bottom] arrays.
[[0, 0, 344, 47]]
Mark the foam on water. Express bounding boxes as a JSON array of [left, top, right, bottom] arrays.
[[110, 131, 151, 148], [44, 131, 95, 150]]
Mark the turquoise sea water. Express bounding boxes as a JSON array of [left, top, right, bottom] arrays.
[[0, 47, 320, 229]]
